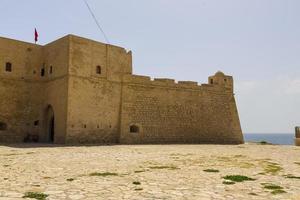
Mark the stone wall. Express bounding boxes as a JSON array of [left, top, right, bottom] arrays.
[[65, 35, 132, 143], [0, 37, 43, 142], [0, 36, 69, 143], [120, 74, 244, 144]]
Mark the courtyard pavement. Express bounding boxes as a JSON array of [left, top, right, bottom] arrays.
[[0, 143, 300, 199]]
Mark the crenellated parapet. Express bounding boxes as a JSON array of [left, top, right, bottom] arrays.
[[122, 71, 233, 93]]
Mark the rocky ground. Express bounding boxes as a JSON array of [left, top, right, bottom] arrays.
[[0, 143, 299, 200]]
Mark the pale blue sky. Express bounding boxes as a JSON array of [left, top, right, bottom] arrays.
[[1, 0, 299, 133]]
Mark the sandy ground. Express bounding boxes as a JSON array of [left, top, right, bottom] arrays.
[[0, 143, 299, 200]]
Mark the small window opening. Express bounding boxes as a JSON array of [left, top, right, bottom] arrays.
[[97, 125, 99, 129], [83, 124, 87, 128], [49, 66, 53, 74], [224, 79, 227, 82], [96, 65, 101, 74], [130, 125, 139, 133], [41, 68, 45, 77], [34, 120, 39, 126], [210, 79, 213, 84], [33, 70, 36, 74], [0, 122, 7, 131], [5, 62, 12, 72]]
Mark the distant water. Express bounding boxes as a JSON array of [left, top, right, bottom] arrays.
[[244, 133, 294, 145]]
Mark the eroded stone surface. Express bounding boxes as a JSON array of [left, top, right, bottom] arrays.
[[0, 143, 299, 199]]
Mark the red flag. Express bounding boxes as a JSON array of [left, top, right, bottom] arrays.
[[34, 28, 38, 43]]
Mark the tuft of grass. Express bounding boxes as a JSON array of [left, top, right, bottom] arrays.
[[66, 178, 75, 182], [248, 192, 258, 196], [89, 172, 118, 177], [262, 183, 283, 190], [149, 165, 179, 170], [271, 189, 286, 195], [233, 154, 245, 158], [23, 192, 48, 200], [260, 161, 283, 175], [223, 175, 255, 182], [31, 184, 40, 187], [134, 188, 143, 191], [203, 169, 219, 173], [265, 164, 282, 174], [294, 162, 300, 166], [284, 175, 300, 179], [222, 181, 235, 185], [261, 183, 286, 195], [257, 172, 266, 175], [134, 170, 145, 173], [260, 141, 268, 145], [132, 181, 141, 185], [239, 162, 255, 169], [3, 165, 10, 167]]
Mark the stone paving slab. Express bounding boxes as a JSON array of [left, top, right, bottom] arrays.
[[0, 143, 299, 199]]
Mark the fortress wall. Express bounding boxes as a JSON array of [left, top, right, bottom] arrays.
[[43, 36, 70, 78], [0, 37, 43, 79], [65, 77, 122, 143], [0, 37, 70, 143], [69, 35, 132, 82], [0, 77, 68, 144], [40, 36, 71, 143], [69, 35, 108, 78], [42, 77, 69, 143], [120, 78, 243, 144], [0, 38, 44, 142], [65, 36, 130, 143], [0, 79, 44, 142]]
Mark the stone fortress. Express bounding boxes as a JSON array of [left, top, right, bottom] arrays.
[[0, 35, 244, 144]]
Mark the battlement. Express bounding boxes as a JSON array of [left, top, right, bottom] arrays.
[[123, 71, 233, 92]]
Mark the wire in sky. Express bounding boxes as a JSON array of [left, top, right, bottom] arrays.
[[83, 0, 110, 44]]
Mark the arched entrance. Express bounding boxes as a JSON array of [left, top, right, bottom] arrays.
[[45, 105, 55, 143]]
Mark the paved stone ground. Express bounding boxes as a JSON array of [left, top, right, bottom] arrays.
[[0, 143, 299, 200]]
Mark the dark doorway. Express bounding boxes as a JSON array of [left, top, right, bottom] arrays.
[[50, 116, 54, 142], [45, 105, 55, 143]]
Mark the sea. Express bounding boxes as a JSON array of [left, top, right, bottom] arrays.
[[244, 133, 295, 145]]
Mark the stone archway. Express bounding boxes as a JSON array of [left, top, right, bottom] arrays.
[[45, 105, 55, 143]]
